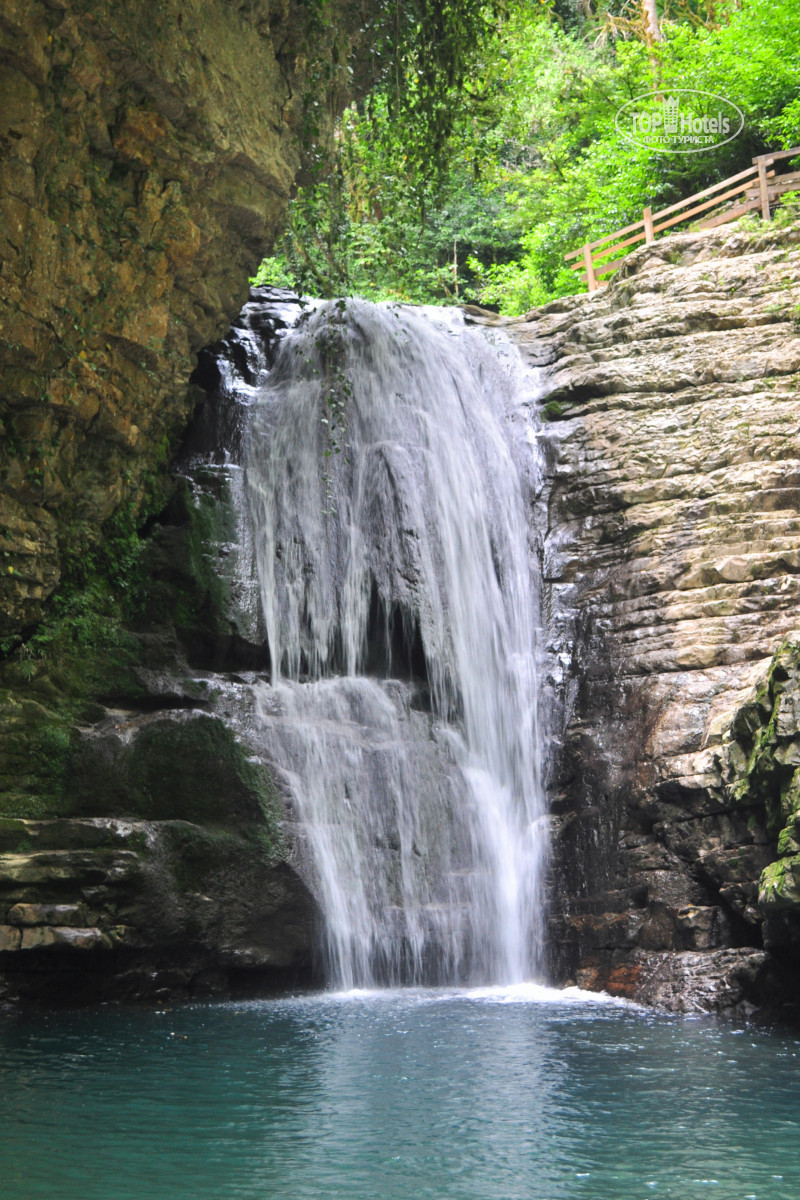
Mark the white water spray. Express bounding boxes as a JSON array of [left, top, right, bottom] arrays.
[[246, 300, 546, 988]]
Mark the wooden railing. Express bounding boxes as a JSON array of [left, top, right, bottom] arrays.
[[565, 148, 800, 291]]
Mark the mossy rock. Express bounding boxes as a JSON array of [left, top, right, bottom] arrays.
[[68, 712, 282, 844], [760, 854, 800, 914], [543, 399, 565, 421], [728, 638, 800, 837], [776, 820, 800, 857], [0, 692, 78, 818]]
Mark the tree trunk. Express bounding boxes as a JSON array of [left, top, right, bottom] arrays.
[[641, 0, 663, 44]]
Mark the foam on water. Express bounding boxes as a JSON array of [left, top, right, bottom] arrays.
[[311, 982, 635, 1008]]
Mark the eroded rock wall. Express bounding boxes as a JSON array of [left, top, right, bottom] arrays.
[[0, 0, 363, 635], [0, 417, 320, 1005], [0, 0, 368, 1003], [507, 221, 800, 1015]]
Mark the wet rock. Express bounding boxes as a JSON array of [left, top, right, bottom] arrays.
[[508, 222, 800, 1015], [0, 849, 141, 889], [674, 904, 731, 951], [6, 902, 89, 926], [19, 926, 112, 951], [0, 813, 316, 1002], [0, 926, 22, 952], [575, 947, 767, 1012], [632, 948, 768, 1013], [0, 0, 373, 636]]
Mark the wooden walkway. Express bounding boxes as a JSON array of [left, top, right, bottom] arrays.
[[565, 148, 800, 291]]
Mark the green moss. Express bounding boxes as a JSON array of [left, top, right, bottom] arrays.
[[0, 687, 77, 818], [29, 721, 74, 789], [728, 639, 800, 924], [777, 822, 800, 857], [68, 713, 283, 847], [2, 583, 144, 706], [0, 460, 267, 833], [0, 562, 150, 816], [180, 483, 234, 625], [160, 821, 258, 893], [728, 639, 800, 836], [128, 473, 239, 644], [0, 818, 36, 851], [760, 854, 800, 912]]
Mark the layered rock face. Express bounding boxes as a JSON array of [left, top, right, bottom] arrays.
[[0, 0, 361, 636], [0, 412, 320, 1003], [0, 0, 370, 1001], [507, 220, 800, 1014]]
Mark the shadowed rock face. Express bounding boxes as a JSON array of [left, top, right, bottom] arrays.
[[0, 492, 320, 1006], [505, 221, 800, 1015], [0, 0, 367, 636], [0, 0, 373, 1004], [0, 808, 316, 1006]]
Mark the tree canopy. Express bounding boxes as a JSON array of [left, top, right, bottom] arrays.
[[255, 0, 800, 312]]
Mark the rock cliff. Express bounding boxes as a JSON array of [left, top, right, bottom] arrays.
[[506, 218, 800, 1016], [0, 292, 322, 1006], [0, 0, 364, 636], [0, 0, 369, 1004]]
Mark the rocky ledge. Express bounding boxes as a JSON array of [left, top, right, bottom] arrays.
[[506, 218, 800, 1017], [0, 391, 319, 1007], [0, 808, 314, 1005]]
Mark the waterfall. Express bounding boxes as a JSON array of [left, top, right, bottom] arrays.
[[245, 299, 546, 989]]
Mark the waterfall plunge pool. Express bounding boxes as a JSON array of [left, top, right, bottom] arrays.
[[13, 298, 790, 1196], [2, 987, 798, 1199]]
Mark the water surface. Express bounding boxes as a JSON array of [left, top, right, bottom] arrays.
[[2, 986, 799, 1199]]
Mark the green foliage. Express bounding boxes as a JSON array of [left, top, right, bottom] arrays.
[[301, 0, 509, 170], [0, 578, 143, 817], [258, 0, 800, 313], [52, 464, 173, 626], [466, 236, 550, 316], [349, 0, 511, 175], [459, 0, 800, 302], [0, 479, 163, 698], [250, 256, 296, 288], [772, 190, 800, 230], [2, 578, 143, 707]]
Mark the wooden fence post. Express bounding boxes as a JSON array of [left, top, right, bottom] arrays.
[[565, 148, 800, 287], [756, 158, 771, 220], [582, 243, 597, 292]]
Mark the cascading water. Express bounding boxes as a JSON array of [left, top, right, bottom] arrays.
[[245, 299, 546, 989]]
